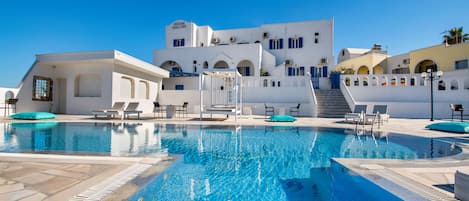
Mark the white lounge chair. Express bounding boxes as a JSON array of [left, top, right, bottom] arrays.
[[365, 105, 390, 124], [124, 102, 143, 119], [92, 102, 125, 118], [344, 105, 367, 123]]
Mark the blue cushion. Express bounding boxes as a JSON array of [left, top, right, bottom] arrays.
[[425, 122, 469, 133], [269, 115, 296, 122], [10, 112, 56, 120]]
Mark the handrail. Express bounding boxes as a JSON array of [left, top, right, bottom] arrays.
[[307, 77, 318, 117], [340, 80, 356, 110]]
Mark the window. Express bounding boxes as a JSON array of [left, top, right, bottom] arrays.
[[203, 61, 209, 69], [314, 32, 319, 44], [269, 39, 283, 49], [287, 67, 304, 76], [175, 85, 184, 90], [32, 76, 53, 101], [288, 37, 303, 48], [263, 79, 268, 87], [455, 59, 468, 70], [173, 39, 185, 47]]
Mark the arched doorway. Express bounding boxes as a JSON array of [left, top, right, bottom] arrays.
[[373, 65, 383, 74], [160, 60, 182, 72], [415, 60, 437, 73], [214, 60, 229, 69], [357, 66, 369, 75], [236, 60, 254, 76]]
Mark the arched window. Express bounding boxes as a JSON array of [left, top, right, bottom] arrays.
[[120, 77, 135, 98], [363, 77, 368, 86], [214, 60, 229, 69], [381, 76, 387, 87], [450, 80, 459, 90], [390, 77, 397, 87], [415, 60, 437, 73], [74, 74, 101, 97], [357, 66, 369, 75], [345, 77, 351, 86], [138, 80, 149, 99], [438, 80, 446, 90], [372, 76, 378, 86], [410, 77, 416, 86], [400, 77, 407, 87], [263, 79, 268, 87]]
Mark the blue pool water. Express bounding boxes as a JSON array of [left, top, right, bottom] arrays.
[[0, 122, 461, 200]]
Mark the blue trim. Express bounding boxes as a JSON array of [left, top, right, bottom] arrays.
[[323, 66, 328, 77], [175, 85, 184, 90], [269, 39, 273, 49], [288, 38, 292, 48], [181, 39, 185, 46], [245, 67, 250, 76], [288, 67, 293, 76], [279, 38, 283, 49], [173, 39, 177, 47], [299, 37, 303, 48]]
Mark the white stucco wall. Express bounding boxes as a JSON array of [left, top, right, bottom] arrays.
[[341, 70, 469, 118], [0, 87, 19, 116]]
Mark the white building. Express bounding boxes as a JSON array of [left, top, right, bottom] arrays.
[[153, 20, 335, 116], [15, 50, 169, 115]]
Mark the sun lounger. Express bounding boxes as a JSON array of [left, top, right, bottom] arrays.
[[344, 105, 367, 123], [455, 170, 469, 201], [123, 102, 143, 119], [365, 105, 390, 124], [92, 102, 125, 118]]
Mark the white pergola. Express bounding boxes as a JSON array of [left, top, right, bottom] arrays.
[[199, 70, 242, 121]]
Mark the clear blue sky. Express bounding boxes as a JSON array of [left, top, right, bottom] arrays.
[[1, 0, 468, 87]]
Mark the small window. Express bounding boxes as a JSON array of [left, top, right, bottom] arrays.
[[354, 78, 359, 86], [410, 77, 416, 86], [400, 77, 407, 86], [263, 79, 268, 87], [173, 39, 185, 47], [455, 59, 468, 70], [32, 76, 53, 101], [175, 85, 184, 90], [345, 77, 351, 86], [438, 81, 446, 90], [314, 32, 319, 44], [288, 37, 303, 48], [277, 81, 281, 87], [272, 81, 275, 87], [203, 61, 209, 69], [269, 39, 283, 49], [363, 77, 368, 86]]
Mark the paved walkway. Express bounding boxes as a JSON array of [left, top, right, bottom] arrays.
[[1, 114, 468, 200]]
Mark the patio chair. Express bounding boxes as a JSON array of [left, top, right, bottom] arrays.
[[450, 104, 464, 122], [344, 105, 367, 123], [92, 102, 125, 118], [366, 105, 389, 124], [153, 102, 165, 118], [290, 104, 301, 116], [123, 102, 143, 119], [264, 103, 274, 117], [176, 102, 188, 118]]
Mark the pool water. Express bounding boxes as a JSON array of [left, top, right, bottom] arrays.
[[0, 122, 461, 200]]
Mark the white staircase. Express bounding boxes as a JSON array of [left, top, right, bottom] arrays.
[[315, 89, 351, 118]]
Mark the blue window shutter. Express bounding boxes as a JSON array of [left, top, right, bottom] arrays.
[[288, 67, 293, 76], [288, 38, 291, 48], [323, 66, 328, 77], [181, 39, 185, 46], [246, 67, 250, 76], [300, 66, 305, 76], [279, 39, 283, 49], [299, 37, 303, 48], [269, 40, 273, 49], [173, 39, 177, 47]]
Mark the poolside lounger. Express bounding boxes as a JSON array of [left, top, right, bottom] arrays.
[[344, 105, 367, 123], [123, 102, 143, 119], [365, 105, 390, 124], [289, 104, 300, 116], [264, 104, 274, 118], [92, 102, 125, 118]]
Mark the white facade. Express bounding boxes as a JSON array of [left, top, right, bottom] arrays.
[[155, 19, 334, 85], [15, 50, 169, 115]]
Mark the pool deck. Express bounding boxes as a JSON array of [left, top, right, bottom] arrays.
[[1, 114, 469, 200]]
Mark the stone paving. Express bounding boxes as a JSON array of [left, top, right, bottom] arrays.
[[0, 114, 468, 200]]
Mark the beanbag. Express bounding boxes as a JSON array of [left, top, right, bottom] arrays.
[[10, 112, 56, 120], [425, 122, 469, 133], [269, 115, 296, 122]]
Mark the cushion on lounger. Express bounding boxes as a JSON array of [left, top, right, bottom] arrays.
[[425, 122, 469, 133], [10, 112, 56, 120], [269, 115, 296, 122]]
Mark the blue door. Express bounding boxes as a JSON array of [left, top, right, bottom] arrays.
[[310, 66, 320, 89], [330, 71, 341, 89]]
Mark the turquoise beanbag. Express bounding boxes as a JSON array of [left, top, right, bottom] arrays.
[[269, 115, 297, 122], [425, 122, 469, 133], [10, 112, 56, 120]]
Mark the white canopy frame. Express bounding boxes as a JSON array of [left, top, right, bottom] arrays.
[[199, 70, 243, 121]]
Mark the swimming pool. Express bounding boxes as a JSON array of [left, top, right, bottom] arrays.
[[0, 122, 461, 200]]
